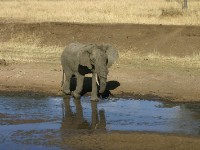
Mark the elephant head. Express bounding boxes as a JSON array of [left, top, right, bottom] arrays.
[[79, 44, 118, 94]]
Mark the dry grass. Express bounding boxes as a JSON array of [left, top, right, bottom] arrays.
[[0, 0, 200, 25], [0, 42, 62, 63], [0, 33, 63, 63], [1, 39, 200, 72], [118, 50, 200, 70], [1, 31, 200, 69]]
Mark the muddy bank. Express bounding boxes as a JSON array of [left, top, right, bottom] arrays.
[[63, 131, 200, 150], [0, 63, 200, 102]]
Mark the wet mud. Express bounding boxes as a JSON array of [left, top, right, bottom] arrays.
[[1, 95, 200, 149]]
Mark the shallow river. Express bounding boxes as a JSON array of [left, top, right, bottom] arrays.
[[1, 95, 200, 149]]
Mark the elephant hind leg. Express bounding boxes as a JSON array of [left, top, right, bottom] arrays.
[[63, 70, 73, 95]]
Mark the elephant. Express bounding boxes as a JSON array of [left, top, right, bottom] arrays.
[[61, 42, 118, 101]]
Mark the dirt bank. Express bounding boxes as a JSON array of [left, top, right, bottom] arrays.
[[0, 62, 199, 102], [1, 22, 200, 56], [0, 22, 200, 101]]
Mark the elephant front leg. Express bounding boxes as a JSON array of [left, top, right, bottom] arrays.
[[63, 72, 72, 95], [73, 74, 84, 99], [91, 73, 99, 101]]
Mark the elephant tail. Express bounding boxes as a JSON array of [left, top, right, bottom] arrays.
[[61, 69, 64, 87]]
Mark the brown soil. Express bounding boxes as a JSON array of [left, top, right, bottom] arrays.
[[1, 22, 200, 56], [1, 22, 200, 149], [1, 62, 200, 102], [63, 131, 200, 150], [1, 22, 200, 102]]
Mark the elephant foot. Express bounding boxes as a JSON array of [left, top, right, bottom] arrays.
[[72, 91, 81, 99], [63, 89, 71, 95], [91, 96, 99, 102]]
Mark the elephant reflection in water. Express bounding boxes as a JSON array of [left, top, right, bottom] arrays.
[[61, 96, 106, 130]]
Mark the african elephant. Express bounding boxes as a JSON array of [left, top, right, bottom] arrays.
[[61, 42, 118, 101]]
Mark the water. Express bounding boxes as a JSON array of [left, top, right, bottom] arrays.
[[1, 95, 200, 149]]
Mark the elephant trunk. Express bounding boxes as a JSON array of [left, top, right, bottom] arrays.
[[98, 72, 107, 94], [99, 79, 107, 94]]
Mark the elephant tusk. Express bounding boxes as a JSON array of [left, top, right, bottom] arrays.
[[95, 74, 100, 86]]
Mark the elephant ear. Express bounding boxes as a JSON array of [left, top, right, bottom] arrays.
[[79, 44, 94, 69], [104, 44, 119, 68]]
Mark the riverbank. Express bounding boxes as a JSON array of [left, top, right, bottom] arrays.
[[0, 62, 200, 102], [1, 22, 200, 102]]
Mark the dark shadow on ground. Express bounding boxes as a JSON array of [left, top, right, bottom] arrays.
[[70, 77, 120, 98]]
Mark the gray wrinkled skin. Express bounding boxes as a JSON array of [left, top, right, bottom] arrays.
[[61, 43, 118, 101]]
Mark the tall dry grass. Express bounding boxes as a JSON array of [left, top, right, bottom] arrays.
[[0, 0, 200, 25]]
